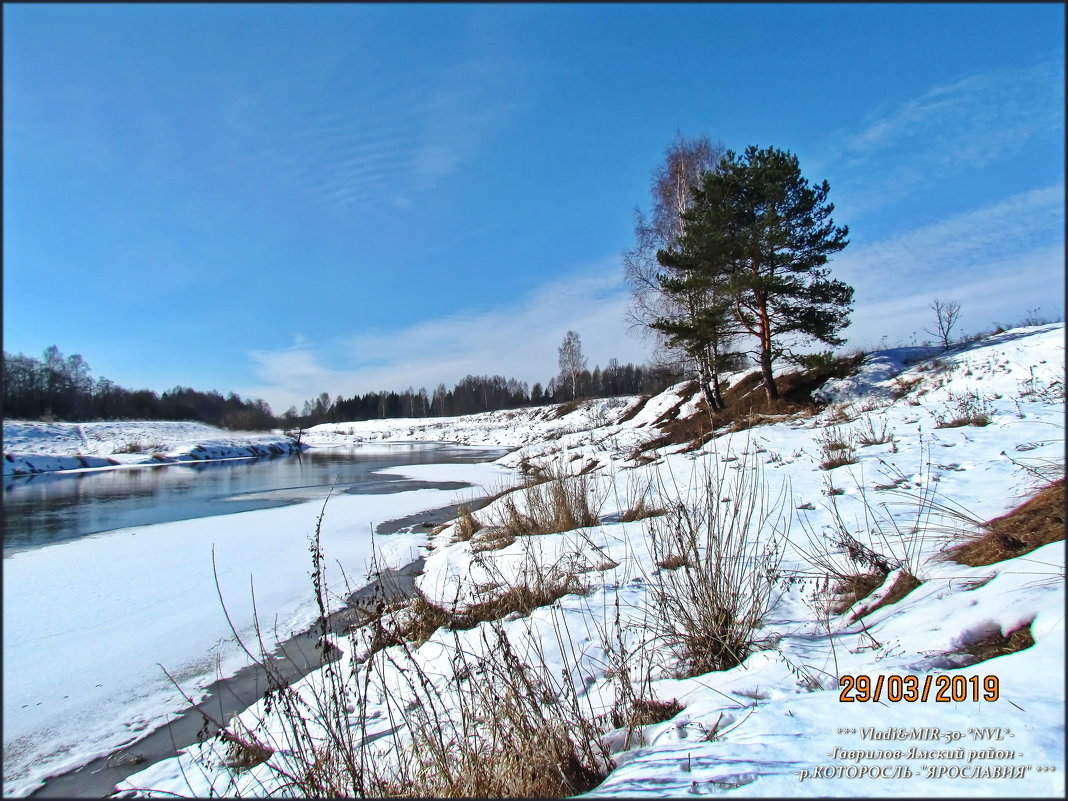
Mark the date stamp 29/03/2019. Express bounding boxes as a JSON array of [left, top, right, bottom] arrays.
[[838, 673, 999, 703]]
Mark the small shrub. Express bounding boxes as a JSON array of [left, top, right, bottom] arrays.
[[645, 450, 788, 676]]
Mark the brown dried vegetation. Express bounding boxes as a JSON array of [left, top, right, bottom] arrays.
[[948, 479, 1064, 566], [849, 571, 923, 622], [636, 354, 865, 455], [945, 621, 1036, 667], [828, 573, 885, 615]]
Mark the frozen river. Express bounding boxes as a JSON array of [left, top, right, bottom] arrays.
[[2, 443, 513, 796]]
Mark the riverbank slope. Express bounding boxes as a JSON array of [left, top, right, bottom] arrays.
[[3, 420, 304, 476]]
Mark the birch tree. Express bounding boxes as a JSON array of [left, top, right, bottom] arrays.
[[557, 330, 587, 401], [624, 133, 740, 410]]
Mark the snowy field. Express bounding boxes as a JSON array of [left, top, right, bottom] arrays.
[[6, 323, 1064, 797]]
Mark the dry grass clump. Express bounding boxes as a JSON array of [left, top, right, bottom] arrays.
[[815, 426, 858, 470], [470, 526, 517, 552], [551, 398, 583, 418], [646, 451, 788, 676], [453, 504, 482, 542], [849, 571, 922, 622], [612, 697, 684, 731], [390, 593, 455, 646], [116, 439, 165, 454], [383, 624, 610, 797], [618, 495, 666, 523], [827, 573, 885, 615], [656, 552, 690, 571], [948, 479, 1064, 566], [220, 719, 275, 772], [790, 473, 939, 624], [944, 621, 1036, 667], [855, 417, 895, 446], [371, 547, 592, 649], [824, 404, 855, 425], [891, 375, 923, 399], [934, 390, 994, 428], [491, 473, 601, 540], [460, 571, 589, 627]]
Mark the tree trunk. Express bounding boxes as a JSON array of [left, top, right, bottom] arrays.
[[709, 342, 727, 410], [754, 288, 780, 401], [697, 357, 723, 412], [759, 348, 778, 401], [710, 370, 726, 410]]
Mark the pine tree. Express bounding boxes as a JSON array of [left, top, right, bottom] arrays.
[[661, 146, 853, 401]]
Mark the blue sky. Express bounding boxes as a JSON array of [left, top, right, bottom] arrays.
[[4, 3, 1064, 414]]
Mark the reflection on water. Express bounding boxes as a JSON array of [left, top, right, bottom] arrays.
[[3, 444, 503, 555]]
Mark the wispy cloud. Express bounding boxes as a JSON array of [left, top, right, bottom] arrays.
[[219, 14, 530, 215], [240, 259, 650, 413], [826, 59, 1064, 216], [406, 56, 522, 188], [836, 184, 1063, 284], [843, 243, 1064, 349], [833, 184, 1065, 347]]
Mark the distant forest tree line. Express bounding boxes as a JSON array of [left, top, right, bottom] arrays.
[[3, 345, 684, 430], [3, 346, 277, 430], [307, 359, 683, 426]]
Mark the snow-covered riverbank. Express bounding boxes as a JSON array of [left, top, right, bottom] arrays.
[[2, 420, 305, 477]]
